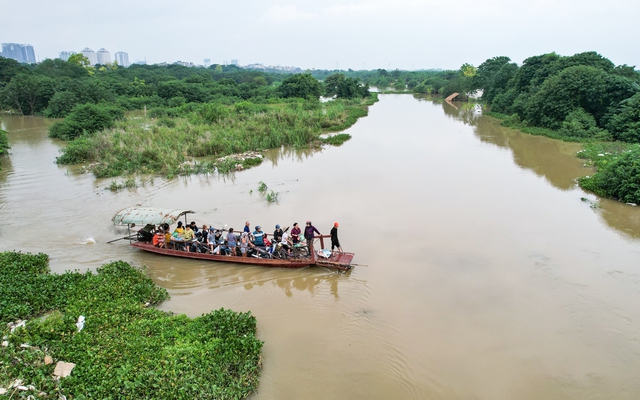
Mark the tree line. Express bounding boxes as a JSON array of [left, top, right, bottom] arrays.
[[0, 56, 371, 119]]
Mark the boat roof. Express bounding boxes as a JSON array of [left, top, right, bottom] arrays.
[[112, 206, 195, 226]]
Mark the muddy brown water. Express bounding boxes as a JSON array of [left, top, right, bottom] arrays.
[[2, 95, 640, 399]]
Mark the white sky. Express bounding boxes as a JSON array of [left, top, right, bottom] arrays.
[[2, 0, 639, 70]]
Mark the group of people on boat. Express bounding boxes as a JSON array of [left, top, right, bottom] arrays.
[[148, 219, 342, 258]]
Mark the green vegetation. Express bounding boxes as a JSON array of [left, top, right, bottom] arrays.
[[0, 125, 9, 157], [108, 177, 138, 192], [323, 73, 370, 99], [473, 52, 639, 141], [472, 51, 640, 204], [258, 181, 268, 193], [55, 97, 375, 178], [49, 103, 125, 140], [311, 68, 461, 96], [0, 251, 262, 399], [0, 56, 378, 178], [577, 142, 640, 203]]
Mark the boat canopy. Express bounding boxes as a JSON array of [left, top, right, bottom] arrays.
[[112, 206, 195, 226]]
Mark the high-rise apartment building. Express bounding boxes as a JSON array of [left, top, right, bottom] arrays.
[[96, 48, 111, 65], [81, 48, 97, 65], [231, 59, 239, 66], [59, 51, 75, 61], [1, 43, 36, 63], [114, 51, 130, 67]]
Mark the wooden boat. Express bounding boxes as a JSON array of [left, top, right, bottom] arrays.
[[111, 206, 355, 271]]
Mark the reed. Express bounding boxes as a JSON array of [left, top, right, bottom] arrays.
[[57, 97, 377, 177]]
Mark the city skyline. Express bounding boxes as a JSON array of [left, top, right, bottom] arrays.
[[1, 0, 639, 71]]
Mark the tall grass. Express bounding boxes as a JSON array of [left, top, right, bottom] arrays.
[[57, 97, 377, 177]]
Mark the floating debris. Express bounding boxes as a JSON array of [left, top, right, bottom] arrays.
[[53, 361, 76, 378], [76, 315, 85, 332]]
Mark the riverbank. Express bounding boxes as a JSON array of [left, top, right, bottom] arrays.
[[487, 111, 640, 204], [55, 95, 377, 178], [0, 251, 262, 399]]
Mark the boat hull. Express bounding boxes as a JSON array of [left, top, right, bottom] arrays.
[[130, 241, 354, 270]]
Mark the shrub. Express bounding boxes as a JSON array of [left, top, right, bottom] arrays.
[[559, 108, 610, 140], [0, 128, 10, 156], [45, 91, 79, 118], [49, 103, 124, 140], [579, 146, 640, 203]]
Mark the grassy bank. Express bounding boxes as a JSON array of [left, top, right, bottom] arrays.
[[56, 95, 378, 178], [0, 251, 262, 399]]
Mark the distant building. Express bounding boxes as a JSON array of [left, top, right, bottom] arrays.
[[114, 51, 130, 67], [96, 48, 111, 65], [134, 59, 147, 65], [231, 59, 238, 66], [204, 58, 211, 68], [81, 48, 97, 65], [59, 51, 75, 61], [1, 43, 36, 63]]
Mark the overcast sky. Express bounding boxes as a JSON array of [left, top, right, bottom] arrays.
[[2, 0, 639, 70]]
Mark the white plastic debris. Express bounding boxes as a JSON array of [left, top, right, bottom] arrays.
[[76, 316, 85, 332], [20, 343, 31, 348], [1, 341, 7, 347], [53, 361, 76, 378], [8, 320, 26, 333], [0, 388, 7, 395]]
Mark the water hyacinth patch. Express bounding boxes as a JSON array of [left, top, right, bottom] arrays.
[[0, 252, 263, 399]]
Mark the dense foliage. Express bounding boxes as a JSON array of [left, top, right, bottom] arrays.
[[576, 143, 640, 204], [49, 103, 125, 140], [0, 56, 286, 117], [472, 52, 640, 141], [56, 95, 377, 177], [0, 126, 9, 156], [0, 251, 263, 399], [323, 73, 370, 99], [470, 51, 640, 204], [312, 68, 461, 95]]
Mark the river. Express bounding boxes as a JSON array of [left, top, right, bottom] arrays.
[[1, 94, 640, 399]]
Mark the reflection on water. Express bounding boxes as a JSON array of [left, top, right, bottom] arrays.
[[2, 96, 640, 399]]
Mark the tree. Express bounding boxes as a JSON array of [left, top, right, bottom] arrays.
[[45, 91, 79, 118], [0, 73, 56, 115], [0, 56, 28, 84], [607, 93, 640, 142], [277, 74, 322, 100], [460, 63, 477, 78], [49, 103, 124, 140], [68, 54, 95, 75]]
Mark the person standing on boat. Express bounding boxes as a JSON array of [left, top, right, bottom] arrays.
[[240, 232, 249, 257], [244, 221, 251, 234], [273, 224, 283, 252], [330, 222, 342, 253], [304, 221, 321, 253], [252, 226, 265, 247], [291, 222, 301, 244], [227, 228, 237, 256], [184, 225, 195, 252]]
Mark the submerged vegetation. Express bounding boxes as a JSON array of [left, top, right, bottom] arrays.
[[0, 251, 262, 399]]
